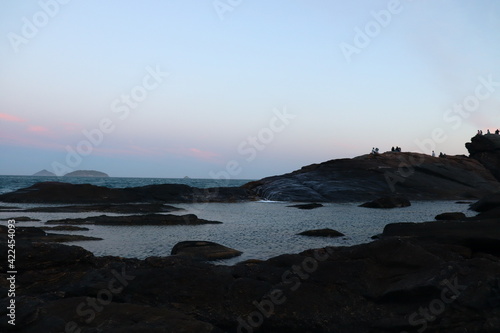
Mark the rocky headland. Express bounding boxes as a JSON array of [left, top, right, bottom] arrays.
[[63, 170, 109, 177]]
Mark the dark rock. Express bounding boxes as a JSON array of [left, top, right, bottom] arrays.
[[243, 152, 500, 202], [40, 226, 90, 231], [287, 203, 324, 209], [64, 170, 109, 177], [171, 241, 242, 261], [0, 216, 40, 221], [466, 133, 500, 181], [360, 196, 411, 208], [23, 203, 183, 214], [298, 228, 344, 237], [435, 212, 467, 220], [0, 181, 256, 204], [470, 192, 500, 212], [45, 213, 222, 226], [0, 225, 100, 242]]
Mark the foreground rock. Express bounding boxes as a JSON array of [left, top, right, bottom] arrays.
[[470, 191, 500, 212], [46, 213, 222, 226], [435, 212, 467, 220], [243, 152, 500, 202], [360, 196, 411, 208], [0, 181, 256, 204], [287, 203, 324, 210], [171, 241, 242, 261], [1, 233, 499, 332], [298, 228, 344, 237]]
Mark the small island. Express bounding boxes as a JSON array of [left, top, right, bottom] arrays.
[[63, 170, 109, 177], [32, 169, 56, 177]]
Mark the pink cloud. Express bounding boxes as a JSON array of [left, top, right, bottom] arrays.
[[28, 125, 50, 133], [188, 148, 220, 161], [0, 113, 26, 122]]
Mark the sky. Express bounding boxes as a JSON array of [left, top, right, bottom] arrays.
[[1, 0, 500, 179]]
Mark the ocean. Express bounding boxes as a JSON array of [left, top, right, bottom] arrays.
[[0, 175, 476, 264]]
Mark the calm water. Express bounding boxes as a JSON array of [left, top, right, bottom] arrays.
[[0, 176, 477, 264]]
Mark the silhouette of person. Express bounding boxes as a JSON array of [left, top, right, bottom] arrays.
[[487, 129, 491, 134], [432, 151, 435, 157], [496, 129, 500, 135]]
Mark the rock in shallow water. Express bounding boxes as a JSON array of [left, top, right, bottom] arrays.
[[171, 241, 242, 261], [359, 196, 411, 208], [298, 228, 344, 237], [287, 203, 324, 210]]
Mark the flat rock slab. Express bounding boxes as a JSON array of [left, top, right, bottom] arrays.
[[23, 203, 183, 214], [171, 241, 242, 261], [298, 228, 345, 237], [0, 216, 40, 222], [46, 214, 222, 226], [0, 225, 101, 242], [360, 196, 411, 208], [287, 203, 324, 210], [40, 226, 90, 231]]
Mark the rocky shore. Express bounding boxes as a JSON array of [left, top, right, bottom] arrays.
[[1, 195, 499, 332]]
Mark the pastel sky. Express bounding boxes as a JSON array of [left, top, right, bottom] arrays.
[[1, 0, 500, 179]]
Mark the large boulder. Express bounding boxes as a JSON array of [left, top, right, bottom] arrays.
[[470, 192, 500, 212], [466, 133, 500, 181], [360, 196, 411, 208], [171, 241, 242, 261]]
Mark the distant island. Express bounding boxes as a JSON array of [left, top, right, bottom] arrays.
[[64, 170, 109, 177], [32, 169, 56, 177]]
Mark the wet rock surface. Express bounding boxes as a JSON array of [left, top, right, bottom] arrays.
[[287, 203, 324, 209], [45, 214, 222, 226], [435, 212, 467, 220], [0, 225, 101, 242]]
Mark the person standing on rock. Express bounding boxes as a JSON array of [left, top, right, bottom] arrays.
[[496, 129, 499, 135], [487, 129, 491, 134], [432, 151, 435, 157]]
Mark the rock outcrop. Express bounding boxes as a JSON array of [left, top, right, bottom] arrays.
[[244, 152, 500, 202], [171, 241, 242, 261], [466, 133, 500, 181]]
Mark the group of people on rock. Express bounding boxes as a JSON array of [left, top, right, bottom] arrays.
[[432, 151, 447, 158], [370, 146, 402, 155], [477, 129, 500, 135]]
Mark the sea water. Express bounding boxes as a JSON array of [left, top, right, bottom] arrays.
[[0, 176, 477, 264]]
